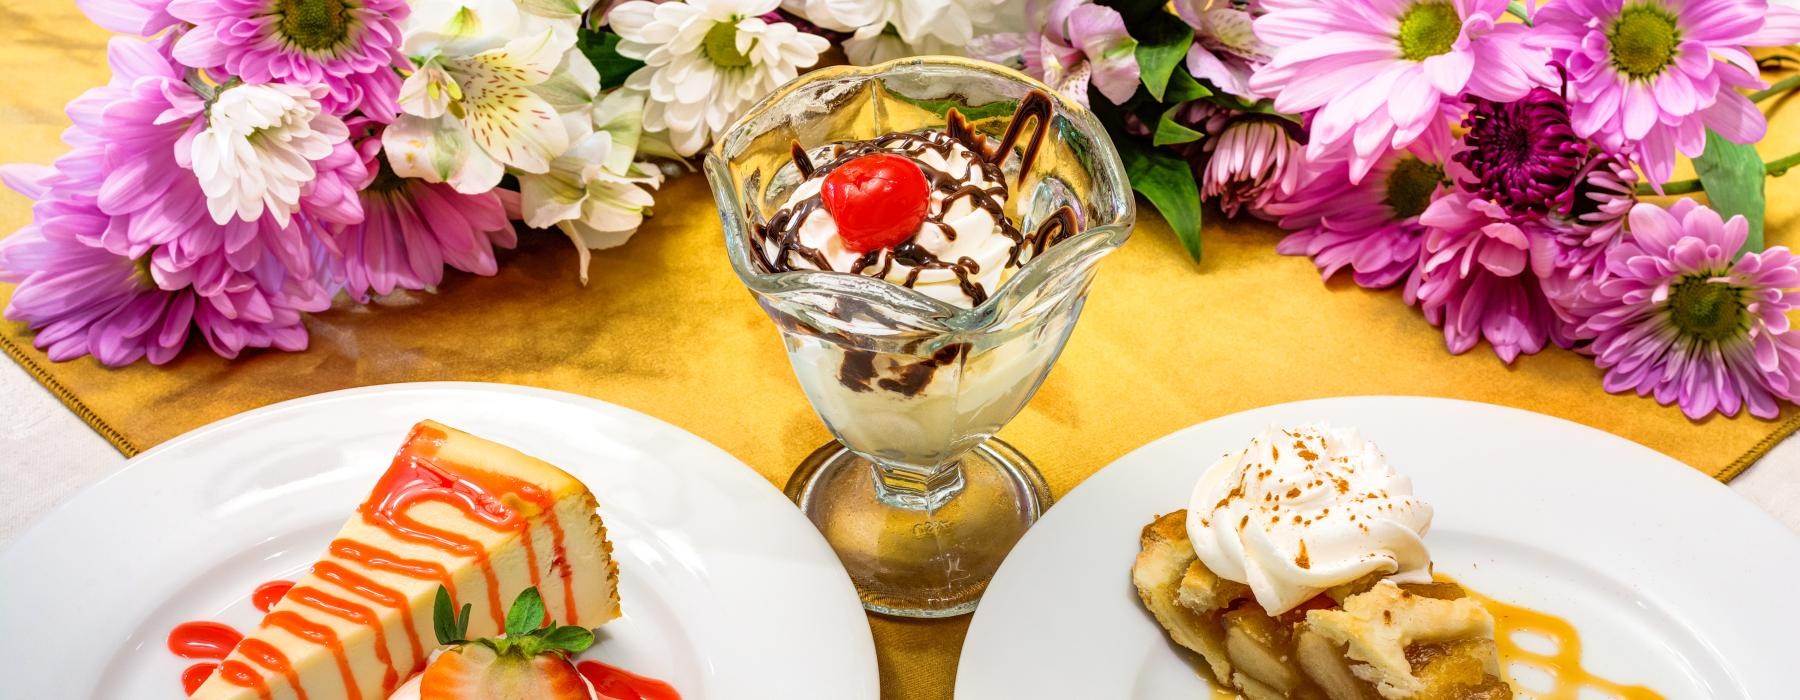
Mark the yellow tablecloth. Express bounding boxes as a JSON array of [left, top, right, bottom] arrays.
[[5, 7, 1800, 699]]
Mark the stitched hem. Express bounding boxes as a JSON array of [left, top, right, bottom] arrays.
[[0, 332, 139, 457], [1717, 410, 1800, 483]]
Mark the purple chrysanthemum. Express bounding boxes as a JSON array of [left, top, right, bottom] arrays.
[[1453, 88, 1584, 215], [0, 165, 328, 366], [1250, 0, 1553, 182], [1532, 0, 1800, 186], [1534, 150, 1639, 330], [76, 0, 179, 36], [1581, 200, 1800, 419], [168, 0, 410, 120], [328, 125, 518, 302], [1271, 134, 1453, 289]]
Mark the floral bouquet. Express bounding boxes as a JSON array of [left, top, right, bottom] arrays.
[[4, 0, 1800, 421]]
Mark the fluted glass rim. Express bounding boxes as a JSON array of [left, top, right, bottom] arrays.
[[706, 56, 1135, 330]]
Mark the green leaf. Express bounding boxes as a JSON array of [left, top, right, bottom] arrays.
[[1098, 0, 1169, 24], [1163, 70, 1213, 104], [1134, 22, 1194, 101], [542, 625, 597, 654], [1152, 105, 1205, 147], [577, 28, 645, 89], [433, 586, 465, 646], [1120, 139, 1203, 262], [505, 587, 547, 637], [1692, 129, 1767, 254]]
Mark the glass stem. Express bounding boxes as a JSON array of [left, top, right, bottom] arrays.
[[871, 459, 966, 510]]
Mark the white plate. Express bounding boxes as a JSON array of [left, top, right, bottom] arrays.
[[0, 382, 878, 700], [958, 396, 1800, 699]]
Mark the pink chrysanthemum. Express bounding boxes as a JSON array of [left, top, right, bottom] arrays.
[[0, 166, 328, 366], [1413, 190, 1564, 363], [1250, 0, 1552, 182], [1532, 0, 1800, 186], [327, 124, 518, 302], [76, 0, 180, 37], [168, 0, 410, 120], [1201, 115, 1301, 219], [57, 37, 360, 295], [1271, 134, 1453, 289], [1581, 200, 1800, 419]]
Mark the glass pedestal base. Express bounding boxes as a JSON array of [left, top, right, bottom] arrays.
[[784, 438, 1053, 618]]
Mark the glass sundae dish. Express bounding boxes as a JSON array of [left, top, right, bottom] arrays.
[[707, 57, 1133, 617]]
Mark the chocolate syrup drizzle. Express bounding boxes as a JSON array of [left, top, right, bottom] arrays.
[[750, 90, 1077, 308], [755, 91, 1078, 398]]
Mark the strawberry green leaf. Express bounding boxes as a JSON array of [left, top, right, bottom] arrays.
[[543, 625, 597, 654], [506, 587, 547, 637], [434, 586, 467, 646]]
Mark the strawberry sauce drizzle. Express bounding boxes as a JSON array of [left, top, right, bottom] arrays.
[[252, 580, 294, 613], [264, 611, 360, 700], [216, 659, 273, 699], [577, 660, 682, 700], [237, 637, 304, 700], [167, 423, 582, 698], [290, 583, 408, 690]]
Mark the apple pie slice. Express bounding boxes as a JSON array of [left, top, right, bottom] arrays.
[[1131, 425, 1512, 699]]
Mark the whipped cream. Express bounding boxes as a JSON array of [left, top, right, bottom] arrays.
[[760, 131, 1021, 308], [1185, 424, 1433, 615]]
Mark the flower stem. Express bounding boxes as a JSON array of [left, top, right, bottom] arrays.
[[1637, 149, 1800, 195], [1506, 1, 1533, 25], [1752, 74, 1800, 103]]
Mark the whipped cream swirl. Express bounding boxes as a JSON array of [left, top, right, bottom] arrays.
[[758, 131, 1029, 308], [1185, 424, 1433, 615]]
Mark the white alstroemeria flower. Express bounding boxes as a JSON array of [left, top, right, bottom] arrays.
[[189, 83, 350, 227], [383, 28, 578, 193], [519, 90, 664, 282], [609, 0, 830, 156], [783, 0, 1004, 65], [401, 0, 580, 55]]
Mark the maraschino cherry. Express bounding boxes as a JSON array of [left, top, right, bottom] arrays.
[[820, 153, 930, 253]]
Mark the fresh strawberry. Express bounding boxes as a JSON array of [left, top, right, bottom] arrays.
[[419, 586, 599, 700]]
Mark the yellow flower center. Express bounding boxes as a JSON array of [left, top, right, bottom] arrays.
[[1384, 157, 1446, 220], [1608, 3, 1680, 80], [703, 20, 751, 69], [278, 0, 353, 52], [1397, 2, 1462, 61], [1668, 276, 1745, 342]]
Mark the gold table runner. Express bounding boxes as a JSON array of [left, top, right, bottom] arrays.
[[6, 8, 1800, 699]]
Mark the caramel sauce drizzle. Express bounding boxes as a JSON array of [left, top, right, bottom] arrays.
[[1442, 576, 1666, 699]]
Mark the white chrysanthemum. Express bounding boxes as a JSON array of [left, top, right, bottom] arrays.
[[189, 83, 349, 227], [519, 90, 664, 282], [609, 0, 830, 156], [784, 0, 1005, 65], [385, 0, 600, 193]]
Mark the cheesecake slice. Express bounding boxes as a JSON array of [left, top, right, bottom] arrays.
[[191, 420, 620, 700]]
